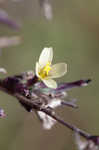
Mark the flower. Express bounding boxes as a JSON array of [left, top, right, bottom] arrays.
[[74, 132, 99, 150], [37, 111, 56, 130], [35, 47, 67, 89], [37, 98, 61, 130]]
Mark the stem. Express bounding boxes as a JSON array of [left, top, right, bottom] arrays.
[[61, 100, 78, 109], [26, 75, 38, 86], [41, 108, 91, 138], [0, 80, 91, 139]]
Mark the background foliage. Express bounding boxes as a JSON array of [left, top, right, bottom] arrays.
[[0, 0, 99, 149]]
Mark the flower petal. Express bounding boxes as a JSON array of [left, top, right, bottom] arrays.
[[48, 63, 67, 78], [39, 47, 53, 68], [35, 62, 40, 78], [48, 99, 61, 108], [43, 79, 57, 89], [37, 111, 56, 130]]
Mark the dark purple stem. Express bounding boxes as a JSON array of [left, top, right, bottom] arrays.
[[0, 17, 20, 30], [55, 79, 91, 92], [14, 93, 91, 139], [26, 75, 38, 86], [0, 79, 91, 140]]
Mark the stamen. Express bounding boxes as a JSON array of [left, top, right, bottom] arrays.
[[39, 62, 51, 79]]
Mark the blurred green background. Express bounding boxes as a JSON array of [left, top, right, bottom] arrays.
[[0, 0, 99, 149]]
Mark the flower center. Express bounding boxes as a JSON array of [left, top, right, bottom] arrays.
[[39, 62, 51, 79]]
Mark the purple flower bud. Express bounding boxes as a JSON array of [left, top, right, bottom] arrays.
[[55, 79, 91, 92], [0, 9, 21, 30]]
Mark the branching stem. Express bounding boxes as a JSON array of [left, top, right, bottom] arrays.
[[0, 79, 91, 139]]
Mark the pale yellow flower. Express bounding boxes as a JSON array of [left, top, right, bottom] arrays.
[[36, 47, 67, 89]]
